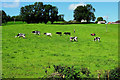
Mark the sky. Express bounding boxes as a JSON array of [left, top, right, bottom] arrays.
[[1, 1, 119, 22]]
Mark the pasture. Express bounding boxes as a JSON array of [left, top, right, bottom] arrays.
[[2, 22, 118, 78]]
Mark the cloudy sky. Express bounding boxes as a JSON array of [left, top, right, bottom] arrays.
[[1, 0, 119, 22]]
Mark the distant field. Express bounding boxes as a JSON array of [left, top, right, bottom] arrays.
[[2, 22, 118, 78]]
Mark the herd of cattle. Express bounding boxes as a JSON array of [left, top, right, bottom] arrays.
[[15, 31, 100, 42]]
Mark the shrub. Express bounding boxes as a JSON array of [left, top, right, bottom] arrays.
[[47, 65, 92, 79], [104, 67, 120, 80]]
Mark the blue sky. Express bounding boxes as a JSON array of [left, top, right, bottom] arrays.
[[1, 2, 119, 22]]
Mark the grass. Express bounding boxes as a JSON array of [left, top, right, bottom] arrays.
[[2, 22, 118, 78]]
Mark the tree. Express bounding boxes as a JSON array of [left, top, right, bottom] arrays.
[[34, 2, 44, 23], [1, 10, 8, 24], [58, 14, 64, 21], [11, 15, 22, 21], [20, 4, 36, 23], [49, 6, 58, 24], [74, 4, 96, 23], [20, 2, 59, 24], [0, 10, 2, 26], [97, 17, 103, 21], [95, 17, 106, 23], [43, 4, 52, 24]]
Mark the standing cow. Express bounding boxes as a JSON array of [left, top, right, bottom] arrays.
[[15, 33, 25, 38], [56, 32, 62, 36], [44, 33, 52, 36], [32, 31, 40, 35], [64, 32, 71, 35], [91, 33, 96, 36], [70, 37, 78, 42], [94, 37, 100, 42]]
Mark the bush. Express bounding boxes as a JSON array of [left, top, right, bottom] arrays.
[[47, 65, 92, 79], [104, 67, 120, 80]]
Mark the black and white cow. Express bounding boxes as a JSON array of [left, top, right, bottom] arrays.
[[44, 33, 52, 36], [32, 31, 40, 35], [64, 32, 71, 35], [56, 32, 62, 36], [91, 33, 96, 36], [70, 37, 78, 42], [15, 33, 25, 38], [94, 37, 100, 42]]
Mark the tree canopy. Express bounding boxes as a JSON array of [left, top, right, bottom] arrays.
[[95, 17, 106, 23], [97, 17, 103, 21], [20, 2, 59, 24], [1, 10, 8, 24], [74, 4, 96, 22]]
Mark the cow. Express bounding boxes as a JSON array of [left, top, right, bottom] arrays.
[[15, 33, 25, 38], [44, 33, 52, 36], [64, 32, 71, 35], [94, 37, 100, 42], [91, 33, 96, 36], [56, 32, 62, 36], [32, 31, 40, 35], [70, 37, 78, 42]]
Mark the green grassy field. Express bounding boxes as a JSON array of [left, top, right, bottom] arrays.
[[2, 22, 118, 78]]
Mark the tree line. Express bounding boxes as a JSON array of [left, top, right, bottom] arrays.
[[20, 2, 63, 24], [1, 2, 106, 24], [1, 2, 64, 24]]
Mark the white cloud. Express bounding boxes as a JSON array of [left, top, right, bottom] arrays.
[[2, 0, 20, 8], [69, 3, 86, 10]]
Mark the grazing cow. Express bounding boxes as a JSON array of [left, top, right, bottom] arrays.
[[44, 33, 52, 36], [91, 33, 96, 36], [70, 37, 78, 42], [32, 31, 40, 35], [15, 33, 25, 38], [56, 32, 62, 36], [64, 32, 71, 35], [94, 37, 100, 42]]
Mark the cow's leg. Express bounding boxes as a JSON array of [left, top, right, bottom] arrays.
[[98, 39, 100, 42], [23, 35, 25, 38], [75, 39, 77, 42], [73, 39, 75, 41]]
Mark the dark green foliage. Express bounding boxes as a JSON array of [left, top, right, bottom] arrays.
[[97, 17, 103, 21], [52, 65, 91, 79], [95, 17, 106, 24], [58, 14, 64, 21], [74, 4, 96, 22], [11, 15, 22, 21], [20, 2, 59, 24], [1, 10, 8, 24], [0, 10, 1, 26], [81, 68, 91, 77], [49, 6, 58, 24], [104, 67, 120, 80]]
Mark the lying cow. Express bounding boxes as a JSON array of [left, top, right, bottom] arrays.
[[56, 32, 62, 36], [64, 32, 71, 35], [44, 33, 52, 36], [94, 37, 100, 42], [70, 37, 78, 42], [91, 33, 96, 36], [32, 31, 40, 35], [15, 33, 25, 38]]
